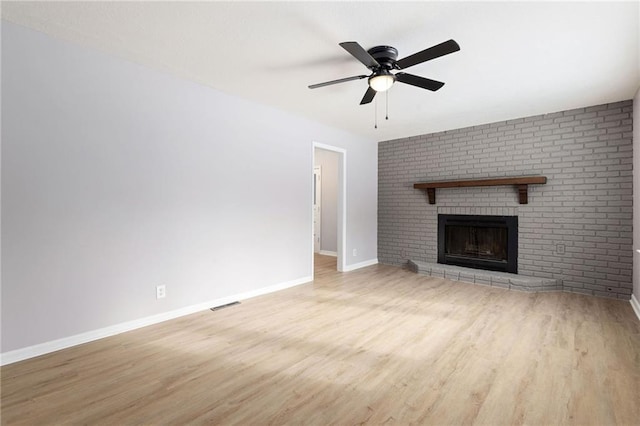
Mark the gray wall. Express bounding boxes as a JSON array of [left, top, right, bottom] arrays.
[[1, 21, 377, 354], [634, 89, 640, 302], [314, 149, 339, 253], [379, 100, 633, 299]]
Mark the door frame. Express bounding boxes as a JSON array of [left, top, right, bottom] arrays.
[[312, 142, 346, 273], [313, 166, 321, 253]]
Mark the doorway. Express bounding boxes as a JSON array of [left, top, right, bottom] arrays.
[[312, 143, 346, 274], [313, 166, 321, 253]]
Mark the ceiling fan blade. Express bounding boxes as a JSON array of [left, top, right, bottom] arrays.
[[339, 42, 381, 69], [396, 73, 445, 91], [395, 39, 460, 70], [360, 87, 377, 105], [308, 75, 368, 89]]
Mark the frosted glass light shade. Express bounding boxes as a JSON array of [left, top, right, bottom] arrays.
[[369, 73, 395, 92]]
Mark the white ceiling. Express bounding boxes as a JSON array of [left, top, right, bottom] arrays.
[[2, 1, 639, 142]]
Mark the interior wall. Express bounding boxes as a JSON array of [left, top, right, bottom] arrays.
[[314, 149, 338, 254], [1, 21, 377, 354], [379, 100, 633, 299], [633, 88, 640, 303]]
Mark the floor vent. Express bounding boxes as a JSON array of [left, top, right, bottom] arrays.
[[210, 301, 240, 311]]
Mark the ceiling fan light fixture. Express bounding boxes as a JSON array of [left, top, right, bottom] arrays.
[[309, 39, 460, 106], [369, 71, 395, 92]]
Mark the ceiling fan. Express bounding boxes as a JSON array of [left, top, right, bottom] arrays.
[[309, 39, 460, 105]]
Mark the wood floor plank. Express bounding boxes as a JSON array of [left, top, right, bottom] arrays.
[[1, 255, 639, 425]]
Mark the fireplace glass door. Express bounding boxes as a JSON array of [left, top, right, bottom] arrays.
[[445, 225, 507, 263], [438, 215, 518, 273]]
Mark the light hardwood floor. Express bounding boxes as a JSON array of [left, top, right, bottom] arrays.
[[2, 255, 639, 425]]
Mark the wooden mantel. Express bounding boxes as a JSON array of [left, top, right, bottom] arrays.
[[413, 176, 547, 204]]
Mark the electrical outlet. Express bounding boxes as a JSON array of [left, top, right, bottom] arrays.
[[556, 243, 565, 255], [156, 285, 166, 299], [352, 249, 357, 257]]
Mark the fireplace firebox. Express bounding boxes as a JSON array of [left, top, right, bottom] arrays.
[[438, 214, 518, 273]]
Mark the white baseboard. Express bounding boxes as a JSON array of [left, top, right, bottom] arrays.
[[0, 275, 312, 366], [342, 258, 378, 272], [630, 294, 640, 322], [319, 250, 337, 257]]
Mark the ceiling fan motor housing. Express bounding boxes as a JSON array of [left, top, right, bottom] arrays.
[[367, 45, 398, 70]]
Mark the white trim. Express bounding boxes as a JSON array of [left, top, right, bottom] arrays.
[[311, 150, 316, 274], [342, 258, 378, 272], [0, 275, 312, 366], [312, 142, 347, 273], [313, 165, 322, 253], [319, 250, 338, 257], [630, 294, 640, 322]]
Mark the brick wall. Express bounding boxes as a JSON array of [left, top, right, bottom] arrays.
[[378, 100, 633, 299]]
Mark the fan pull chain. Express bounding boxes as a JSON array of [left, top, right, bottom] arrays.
[[386, 91, 389, 120], [374, 96, 378, 129]]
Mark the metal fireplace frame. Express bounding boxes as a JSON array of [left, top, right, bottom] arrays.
[[437, 214, 518, 273]]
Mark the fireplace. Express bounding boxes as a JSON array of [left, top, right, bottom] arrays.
[[438, 214, 518, 273]]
